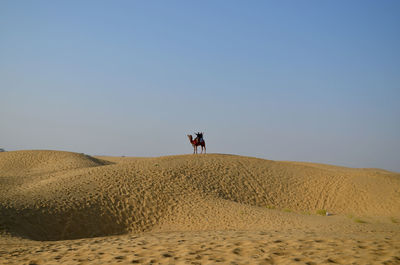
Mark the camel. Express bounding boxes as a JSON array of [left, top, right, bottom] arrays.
[[187, 133, 206, 154]]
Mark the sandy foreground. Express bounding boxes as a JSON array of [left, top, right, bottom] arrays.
[[0, 150, 399, 264]]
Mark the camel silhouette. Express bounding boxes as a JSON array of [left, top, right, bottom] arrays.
[[187, 133, 206, 154]]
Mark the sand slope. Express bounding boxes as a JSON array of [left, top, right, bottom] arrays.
[[1, 150, 399, 241], [0, 150, 399, 264]]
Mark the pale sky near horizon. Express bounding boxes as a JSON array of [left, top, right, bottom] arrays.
[[1, 1, 400, 172]]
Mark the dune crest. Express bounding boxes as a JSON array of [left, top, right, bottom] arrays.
[[0, 150, 111, 175]]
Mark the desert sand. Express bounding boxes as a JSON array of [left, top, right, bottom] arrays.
[[0, 150, 399, 264]]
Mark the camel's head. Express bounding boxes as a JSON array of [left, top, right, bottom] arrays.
[[187, 135, 192, 140]]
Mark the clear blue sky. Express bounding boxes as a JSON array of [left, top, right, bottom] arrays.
[[1, 1, 399, 172]]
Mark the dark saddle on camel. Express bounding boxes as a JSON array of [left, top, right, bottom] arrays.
[[195, 132, 204, 144]]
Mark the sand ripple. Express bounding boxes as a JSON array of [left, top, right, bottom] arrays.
[[0, 150, 399, 264]]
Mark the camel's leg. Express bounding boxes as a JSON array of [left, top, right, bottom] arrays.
[[204, 144, 206, 154]]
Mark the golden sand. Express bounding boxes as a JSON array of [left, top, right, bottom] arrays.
[[1, 150, 399, 264]]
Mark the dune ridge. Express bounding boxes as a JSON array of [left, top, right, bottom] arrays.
[[0, 150, 111, 176]]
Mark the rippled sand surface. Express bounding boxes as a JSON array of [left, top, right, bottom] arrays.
[[1, 150, 399, 264]]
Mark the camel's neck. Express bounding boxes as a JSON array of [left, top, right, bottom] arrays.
[[188, 135, 195, 144]]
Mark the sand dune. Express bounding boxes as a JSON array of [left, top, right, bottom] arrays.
[[1, 150, 399, 264], [0, 150, 111, 174]]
